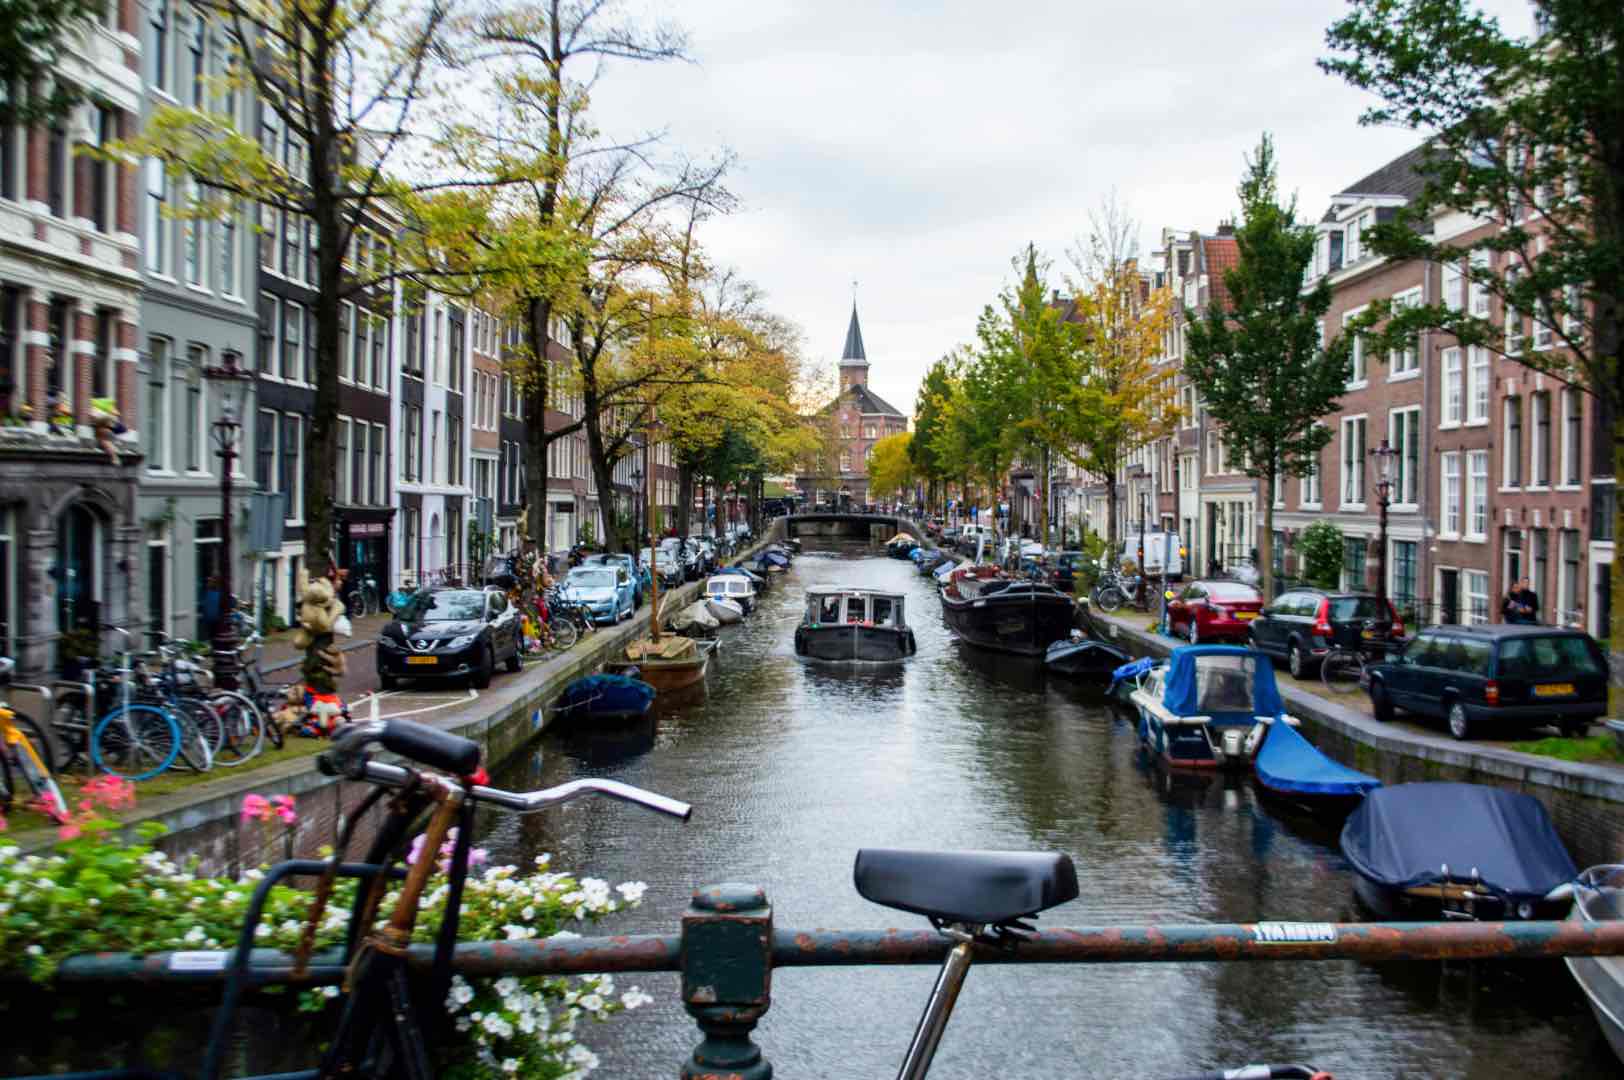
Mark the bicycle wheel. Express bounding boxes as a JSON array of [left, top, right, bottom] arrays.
[[255, 691, 287, 749], [2, 713, 67, 822], [207, 690, 265, 767], [1097, 586, 1126, 613], [51, 691, 93, 772], [549, 617, 579, 649], [90, 705, 182, 781], [1320, 649, 1366, 695], [170, 702, 216, 772]]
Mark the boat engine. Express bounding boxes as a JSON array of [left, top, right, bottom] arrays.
[[1220, 727, 1248, 762]]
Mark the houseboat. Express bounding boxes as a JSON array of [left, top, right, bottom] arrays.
[[794, 588, 917, 662]]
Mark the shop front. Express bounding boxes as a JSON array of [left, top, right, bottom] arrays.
[[338, 511, 393, 614]]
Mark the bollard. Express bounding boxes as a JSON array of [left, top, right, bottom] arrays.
[[681, 883, 773, 1080]]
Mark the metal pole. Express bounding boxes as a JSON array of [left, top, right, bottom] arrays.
[[895, 939, 975, 1080]]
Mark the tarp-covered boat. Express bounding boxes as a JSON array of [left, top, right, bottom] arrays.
[[1253, 717, 1380, 812], [1128, 645, 1285, 769], [1567, 865, 1624, 1064], [1044, 633, 1131, 680], [555, 673, 656, 722], [1340, 782, 1577, 920], [670, 601, 719, 634]]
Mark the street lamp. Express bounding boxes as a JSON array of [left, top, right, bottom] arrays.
[[1370, 437, 1398, 605], [203, 352, 254, 690], [630, 466, 643, 552]]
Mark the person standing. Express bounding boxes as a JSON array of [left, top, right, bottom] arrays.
[[1501, 578, 1540, 624]]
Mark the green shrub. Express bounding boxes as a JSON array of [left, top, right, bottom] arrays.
[[1299, 520, 1344, 589]]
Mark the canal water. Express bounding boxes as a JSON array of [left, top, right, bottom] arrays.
[[485, 548, 1612, 1078]]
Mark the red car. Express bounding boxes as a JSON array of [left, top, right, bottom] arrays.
[[1164, 580, 1265, 644]]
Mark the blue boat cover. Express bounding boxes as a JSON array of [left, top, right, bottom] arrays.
[[558, 674, 656, 717], [1254, 720, 1380, 798], [933, 561, 956, 583], [1161, 645, 1283, 722], [1340, 783, 1577, 900]]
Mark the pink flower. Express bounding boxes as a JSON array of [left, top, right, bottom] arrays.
[[275, 806, 297, 825], [407, 834, 428, 865], [241, 794, 269, 822], [469, 848, 488, 869], [57, 822, 82, 842]]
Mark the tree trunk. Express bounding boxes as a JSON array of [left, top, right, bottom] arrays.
[[1260, 470, 1276, 601], [1612, 433, 1622, 714], [524, 297, 551, 554], [676, 464, 694, 541], [1040, 445, 1050, 550], [582, 391, 619, 553], [1104, 473, 1118, 567], [700, 475, 710, 539]]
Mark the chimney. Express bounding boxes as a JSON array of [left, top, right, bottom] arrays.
[[1216, 220, 1235, 236]]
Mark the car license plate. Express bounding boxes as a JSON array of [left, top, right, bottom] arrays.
[[406, 656, 438, 666], [1361, 629, 1377, 640], [1235, 612, 1257, 621], [1534, 683, 1575, 697]]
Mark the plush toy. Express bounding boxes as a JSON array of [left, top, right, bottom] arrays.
[[290, 570, 352, 733], [89, 397, 125, 463]]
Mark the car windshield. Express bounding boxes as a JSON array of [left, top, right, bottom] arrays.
[[1499, 635, 1604, 678], [569, 570, 615, 588], [1330, 596, 1386, 620], [1207, 583, 1260, 601], [402, 590, 484, 622]]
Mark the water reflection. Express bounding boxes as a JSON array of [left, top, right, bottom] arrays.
[[481, 548, 1607, 1079]]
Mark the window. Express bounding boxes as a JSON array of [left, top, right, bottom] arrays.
[[93, 309, 114, 400], [183, 182, 202, 285], [149, 2, 169, 91], [1389, 288, 1420, 374], [430, 410, 440, 483], [1343, 309, 1366, 384], [335, 418, 349, 503], [1443, 261, 1464, 311], [1392, 540, 1417, 619], [219, 208, 236, 295], [370, 314, 386, 387], [280, 414, 301, 522], [1469, 250, 1491, 316], [1532, 528, 1549, 601], [1340, 416, 1366, 507], [145, 339, 169, 469], [1503, 396, 1522, 487], [1504, 528, 1524, 585], [256, 292, 276, 373], [1467, 450, 1489, 540], [255, 408, 275, 489], [145, 159, 168, 273], [1559, 529, 1581, 626], [352, 422, 366, 504], [371, 423, 384, 505], [187, 9, 205, 107], [1440, 347, 1462, 426], [1530, 391, 1551, 486], [257, 203, 276, 270], [339, 303, 353, 381], [1465, 570, 1490, 626], [1441, 453, 1461, 537], [1504, 265, 1523, 355], [305, 219, 318, 287], [1390, 407, 1419, 505], [1561, 387, 1582, 485], [185, 345, 206, 471], [839, 453, 851, 474], [447, 415, 461, 487], [1300, 446, 1322, 506], [403, 405, 420, 481], [88, 107, 112, 232], [282, 210, 300, 279], [281, 301, 301, 380], [1343, 537, 1367, 591], [1467, 346, 1490, 423]]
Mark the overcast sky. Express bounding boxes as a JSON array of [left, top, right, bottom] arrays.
[[587, 0, 1534, 418]]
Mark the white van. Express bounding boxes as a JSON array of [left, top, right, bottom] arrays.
[[1121, 532, 1184, 578]]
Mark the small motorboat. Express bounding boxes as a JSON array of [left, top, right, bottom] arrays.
[[722, 564, 768, 589], [886, 532, 919, 559], [670, 601, 720, 635], [1340, 783, 1577, 921], [614, 634, 711, 692], [706, 596, 745, 624], [1252, 716, 1380, 814], [795, 588, 917, 662], [554, 673, 656, 723], [1127, 645, 1287, 769], [1567, 865, 1624, 1064], [705, 573, 757, 613], [1044, 631, 1131, 680], [1107, 656, 1160, 704], [932, 559, 958, 586]]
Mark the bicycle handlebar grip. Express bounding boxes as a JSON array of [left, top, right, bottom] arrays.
[[379, 719, 482, 776]]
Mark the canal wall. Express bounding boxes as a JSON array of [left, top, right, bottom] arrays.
[[23, 550, 765, 875], [1093, 610, 1624, 869]]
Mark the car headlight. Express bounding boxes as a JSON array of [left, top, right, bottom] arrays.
[[1516, 901, 1533, 919], [446, 634, 478, 650]]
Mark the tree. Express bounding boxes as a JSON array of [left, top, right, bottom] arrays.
[[1, 0, 104, 124], [1064, 205, 1179, 553], [1183, 135, 1343, 599], [866, 432, 913, 503], [1299, 520, 1345, 589], [1322, 0, 1623, 692], [909, 357, 954, 512]]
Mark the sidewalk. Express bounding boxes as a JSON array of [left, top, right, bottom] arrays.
[[255, 611, 392, 672]]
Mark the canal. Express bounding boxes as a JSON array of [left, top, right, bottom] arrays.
[[485, 548, 1613, 1078]]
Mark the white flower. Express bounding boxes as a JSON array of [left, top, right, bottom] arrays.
[[620, 988, 653, 1010], [183, 926, 207, 944], [500, 1059, 519, 1074], [548, 929, 581, 941], [579, 993, 603, 1013], [322, 985, 341, 998], [615, 881, 647, 904], [502, 924, 535, 940], [567, 1045, 599, 1070], [34, 878, 52, 890], [25, 944, 43, 957], [455, 1017, 472, 1033], [255, 924, 271, 939], [494, 977, 519, 997], [450, 979, 475, 1006], [520, 905, 535, 921]]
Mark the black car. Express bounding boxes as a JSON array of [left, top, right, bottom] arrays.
[[1365, 624, 1608, 740], [377, 587, 522, 690], [1052, 551, 1087, 593], [1247, 588, 1403, 678]]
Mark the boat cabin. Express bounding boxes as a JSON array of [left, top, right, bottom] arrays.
[[706, 575, 756, 602], [1129, 645, 1295, 769], [804, 589, 907, 628], [795, 588, 916, 661]]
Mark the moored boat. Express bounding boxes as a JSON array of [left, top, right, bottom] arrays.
[[614, 634, 710, 692], [1252, 716, 1380, 814], [939, 565, 1075, 656], [795, 588, 916, 662], [1567, 865, 1624, 1064], [1339, 782, 1577, 921], [1043, 631, 1132, 680], [705, 573, 757, 613], [705, 596, 745, 624], [886, 532, 919, 559], [1127, 645, 1284, 769], [554, 673, 656, 723]]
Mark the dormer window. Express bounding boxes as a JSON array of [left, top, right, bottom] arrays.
[[1328, 230, 1344, 272]]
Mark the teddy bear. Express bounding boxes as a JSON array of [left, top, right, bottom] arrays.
[[292, 571, 351, 702], [89, 397, 127, 464]]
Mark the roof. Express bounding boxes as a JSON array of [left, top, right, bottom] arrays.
[[1423, 623, 1594, 638], [841, 304, 867, 364], [1201, 234, 1240, 314], [847, 383, 905, 418], [1321, 141, 1432, 222]]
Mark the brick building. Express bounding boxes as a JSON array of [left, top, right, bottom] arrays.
[[796, 305, 907, 508]]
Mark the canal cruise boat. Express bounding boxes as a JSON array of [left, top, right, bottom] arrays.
[[1129, 645, 1294, 770], [795, 588, 917, 662], [938, 565, 1075, 656]]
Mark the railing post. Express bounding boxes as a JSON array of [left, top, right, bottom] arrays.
[[680, 883, 773, 1079]]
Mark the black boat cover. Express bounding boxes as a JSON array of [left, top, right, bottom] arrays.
[[1340, 782, 1577, 900]]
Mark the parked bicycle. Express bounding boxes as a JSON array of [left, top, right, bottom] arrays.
[[1094, 568, 1145, 613], [0, 658, 65, 823], [542, 586, 596, 648], [347, 573, 381, 618], [1320, 638, 1400, 696]]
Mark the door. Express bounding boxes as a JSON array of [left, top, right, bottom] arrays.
[[1385, 631, 1435, 711], [1252, 592, 1294, 655], [1439, 569, 1459, 625]]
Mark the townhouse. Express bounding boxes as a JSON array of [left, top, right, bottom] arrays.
[[0, 3, 147, 675], [395, 287, 471, 586]]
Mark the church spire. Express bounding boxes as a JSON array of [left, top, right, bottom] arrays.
[[840, 304, 867, 364]]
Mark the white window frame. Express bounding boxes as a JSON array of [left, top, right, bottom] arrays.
[[1466, 450, 1489, 541], [1464, 569, 1490, 626], [1469, 250, 1491, 316], [336, 417, 351, 503], [1502, 395, 1523, 490], [1389, 406, 1421, 508], [1466, 346, 1490, 425], [1339, 415, 1367, 510], [1504, 264, 1524, 356], [1342, 306, 1368, 387], [1442, 261, 1464, 312], [1529, 390, 1551, 489], [1388, 287, 1421, 377], [1440, 453, 1461, 539], [1559, 386, 1583, 488], [1440, 346, 1462, 428]]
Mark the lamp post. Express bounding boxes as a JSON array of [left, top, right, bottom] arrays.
[[631, 465, 643, 554], [203, 352, 254, 690], [1370, 438, 1397, 605]]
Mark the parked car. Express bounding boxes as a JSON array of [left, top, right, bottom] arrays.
[[642, 546, 685, 588], [582, 553, 650, 606], [1248, 589, 1403, 678], [1364, 624, 1607, 740], [377, 587, 521, 690], [1163, 580, 1265, 644], [659, 536, 704, 581], [560, 565, 636, 624], [1052, 551, 1088, 593]]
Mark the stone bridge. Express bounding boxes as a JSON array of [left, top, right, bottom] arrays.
[[767, 512, 935, 549]]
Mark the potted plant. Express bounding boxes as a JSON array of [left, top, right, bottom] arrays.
[[58, 627, 100, 680]]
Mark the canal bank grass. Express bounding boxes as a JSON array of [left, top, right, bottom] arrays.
[[1506, 734, 1624, 765]]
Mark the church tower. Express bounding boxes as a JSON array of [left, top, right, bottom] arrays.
[[838, 304, 869, 393]]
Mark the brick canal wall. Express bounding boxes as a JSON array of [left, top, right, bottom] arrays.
[[46, 557, 757, 876], [1093, 611, 1624, 869]]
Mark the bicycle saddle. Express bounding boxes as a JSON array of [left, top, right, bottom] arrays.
[[371, 719, 482, 775], [853, 849, 1079, 926]]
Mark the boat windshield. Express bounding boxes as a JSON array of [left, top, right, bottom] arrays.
[[1193, 655, 1256, 714], [872, 596, 894, 626], [815, 595, 842, 623], [844, 596, 866, 623]]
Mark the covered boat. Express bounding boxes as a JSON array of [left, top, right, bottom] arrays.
[[1127, 645, 1286, 769], [554, 673, 656, 723], [1044, 631, 1131, 680], [1340, 783, 1577, 921], [670, 600, 720, 634], [932, 558, 958, 585], [939, 565, 1075, 656], [795, 588, 917, 662], [705, 573, 757, 613], [1567, 865, 1624, 1064], [886, 532, 919, 559], [721, 564, 768, 590], [705, 597, 745, 624], [1253, 717, 1380, 813]]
